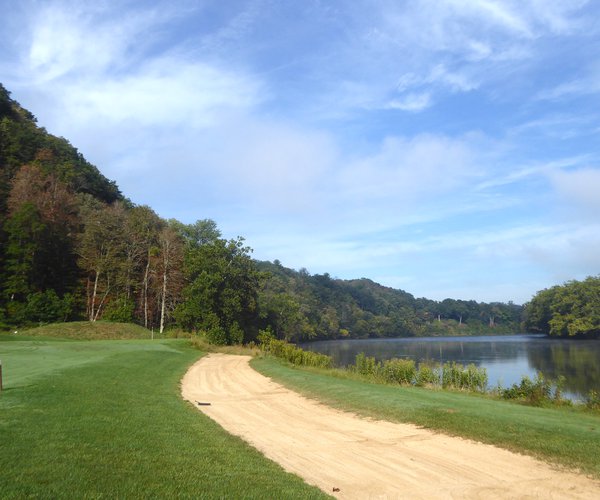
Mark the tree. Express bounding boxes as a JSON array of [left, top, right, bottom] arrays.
[[524, 277, 600, 338], [77, 200, 126, 321], [175, 236, 261, 344], [156, 224, 184, 334], [3, 165, 79, 317], [122, 205, 162, 327]]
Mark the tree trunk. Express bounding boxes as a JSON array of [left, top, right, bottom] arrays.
[[90, 270, 99, 321], [160, 242, 169, 334], [143, 257, 150, 329]]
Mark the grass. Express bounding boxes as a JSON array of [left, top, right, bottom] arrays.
[[251, 356, 600, 479], [0, 335, 328, 499], [16, 321, 158, 340]]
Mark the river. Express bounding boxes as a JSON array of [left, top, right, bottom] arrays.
[[300, 335, 600, 402]]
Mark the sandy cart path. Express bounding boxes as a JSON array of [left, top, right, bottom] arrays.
[[181, 354, 600, 499]]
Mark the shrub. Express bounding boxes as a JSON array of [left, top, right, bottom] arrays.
[[102, 297, 134, 323], [416, 362, 440, 386], [586, 390, 600, 411], [501, 372, 552, 405], [354, 352, 381, 377], [441, 362, 487, 392], [381, 358, 416, 385], [259, 337, 332, 369], [205, 326, 228, 345]]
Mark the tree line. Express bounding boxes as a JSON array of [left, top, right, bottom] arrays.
[[1, 82, 525, 342], [523, 276, 600, 338]]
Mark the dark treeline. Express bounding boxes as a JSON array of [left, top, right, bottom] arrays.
[[523, 276, 600, 339], [1, 83, 523, 342]]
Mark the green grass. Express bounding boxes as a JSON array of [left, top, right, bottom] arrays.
[[251, 356, 600, 478], [0, 336, 328, 499], [15, 320, 158, 340]]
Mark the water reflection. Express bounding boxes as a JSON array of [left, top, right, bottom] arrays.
[[301, 335, 600, 401]]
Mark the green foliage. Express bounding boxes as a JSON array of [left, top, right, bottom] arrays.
[[381, 358, 417, 385], [587, 390, 600, 411], [257, 260, 524, 342], [500, 373, 554, 405], [102, 297, 135, 323], [415, 362, 440, 386], [204, 325, 229, 345], [354, 352, 381, 377], [524, 276, 600, 338], [441, 362, 488, 392], [175, 236, 261, 344], [260, 336, 333, 368], [350, 353, 487, 392]]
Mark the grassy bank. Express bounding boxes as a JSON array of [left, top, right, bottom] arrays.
[[15, 321, 157, 340], [0, 335, 327, 498], [251, 356, 600, 478]]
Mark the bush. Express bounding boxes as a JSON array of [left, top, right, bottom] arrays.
[[205, 326, 228, 345], [587, 390, 600, 410], [354, 352, 381, 377], [9, 291, 76, 325], [103, 297, 134, 323], [259, 337, 332, 369], [501, 372, 552, 405], [381, 358, 416, 385], [441, 362, 487, 392], [416, 362, 440, 386]]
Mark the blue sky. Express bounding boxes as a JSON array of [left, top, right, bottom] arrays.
[[1, 0, 599, 303]]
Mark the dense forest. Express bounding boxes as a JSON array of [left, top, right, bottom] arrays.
[[523, 276, 600, 339], [0, 82, 561, 343]]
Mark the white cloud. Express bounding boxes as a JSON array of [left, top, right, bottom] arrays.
[[550, 168, 600, 216], [338, 134, 478, 202], [386, 93, 432, 112], [62, 59, 263, 128], [538, 72, 600, 101]]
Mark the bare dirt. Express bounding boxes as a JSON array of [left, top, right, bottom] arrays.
[[181, 354, 600, 499]]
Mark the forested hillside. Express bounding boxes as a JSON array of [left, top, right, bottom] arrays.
[[257, 260, 523, 341], [1, 83, 523, 341]]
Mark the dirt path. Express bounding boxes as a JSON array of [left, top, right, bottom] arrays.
[[181, 354, 600, 499]]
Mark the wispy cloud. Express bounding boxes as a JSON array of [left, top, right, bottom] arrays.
[[385, 93, 432, 112]]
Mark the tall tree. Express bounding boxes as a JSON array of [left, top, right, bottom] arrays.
[[77, 199, 126, 321], [156, 224, 184, 333], [175, 236, 261, 344]]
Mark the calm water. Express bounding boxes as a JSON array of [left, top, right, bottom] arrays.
[[301, 335, 600, 402]]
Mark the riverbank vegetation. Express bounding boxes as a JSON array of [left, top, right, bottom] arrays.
[[259, 336, 598, 409], [524, 276, 600, 338], [0, 333, 326, 498], [251, 355, 600, 478]]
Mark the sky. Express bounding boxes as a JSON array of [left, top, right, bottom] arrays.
[[1, 0, 599, 304]]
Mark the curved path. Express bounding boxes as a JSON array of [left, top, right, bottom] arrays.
[[181, 354, 600, 499]]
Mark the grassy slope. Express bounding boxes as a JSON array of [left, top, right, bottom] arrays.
[[0, 336, 327, 499], [251, 356, 600, 478], [17, 321, 156, 340]]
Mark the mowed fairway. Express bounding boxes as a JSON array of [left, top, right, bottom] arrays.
[[0, 334, 327, 499]]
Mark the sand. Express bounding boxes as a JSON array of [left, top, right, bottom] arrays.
[[181, 353, 600, 499]]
